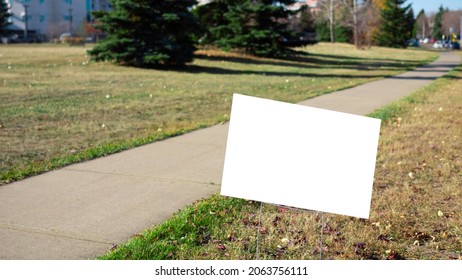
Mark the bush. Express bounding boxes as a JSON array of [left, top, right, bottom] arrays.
[[62, 37, 85, 46]]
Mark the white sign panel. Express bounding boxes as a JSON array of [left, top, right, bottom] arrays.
[[221, 94, 381, 219]]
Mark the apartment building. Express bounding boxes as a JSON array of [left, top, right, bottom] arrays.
[[5, 0, 111, 41], [197, 0, 320, 12]]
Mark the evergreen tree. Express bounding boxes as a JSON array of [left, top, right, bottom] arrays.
[[193, 0, 229, 45], [0, 0, 12, 36], [431, 5, 444, 39], [196, 0, 299, 57], [287, 5, 315, 34], [377, 0, 412, 48], [315, 21, 352, 43], [406, 7, 415, 39], [413, 9, 425, 39], [88, 0, 198, 67]]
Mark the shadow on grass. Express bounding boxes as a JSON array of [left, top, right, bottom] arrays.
[[194, 53, 423, 72], [172, 63, 449, 81], [137, 49, 440, 80], [169, 51, 454, 80], [387, 76, 444, 81], [177, 64, 386, 79], [441, 74, 462, 80], [294, 51, 428, 64]]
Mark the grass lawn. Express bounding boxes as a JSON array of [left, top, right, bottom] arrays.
[[99, 58, 462, 260], [0, 43, 436, 184]]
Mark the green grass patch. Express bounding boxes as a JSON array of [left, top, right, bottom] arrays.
[[0, 43, 436, 184], [99, 196, 253, 260], [100, 63, 462, 260]]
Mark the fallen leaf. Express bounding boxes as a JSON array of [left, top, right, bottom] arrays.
[[371, 222, 380, 227], [227, 232, 235, 242], [377, 234, 391, 242], [281, 238, 290, 244], [354, 242, 366, 254]]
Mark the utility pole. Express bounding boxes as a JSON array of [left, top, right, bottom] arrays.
[[422, 21, 425, 39], [68, 8, 73, 35], [353, 0, 358, 48], [329, 0, 334, 44], [23, 4, 28, 41]]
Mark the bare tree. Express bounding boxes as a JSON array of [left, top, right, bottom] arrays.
[[363, 0, 380, 47], [318, 0, 337, 43], [415, 11, 430, 39], [442, 10, 462, 39], [338, 0, 372, 48]]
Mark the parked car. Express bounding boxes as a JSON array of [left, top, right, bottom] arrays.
[[452, 41, 460, 50], [442, 40, 450, 48], [433, 40, 443, 49], [58, 32, 72, 42], [407, 39, 419, 47]]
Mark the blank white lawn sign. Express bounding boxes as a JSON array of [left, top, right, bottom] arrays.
[[221, 94, 381, 219]]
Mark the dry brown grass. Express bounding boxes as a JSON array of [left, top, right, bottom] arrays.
[[101, 60, 462, 260], [0, 43, 435, 184], [227, 66, 462, 260], [255, 68, 462, 260]]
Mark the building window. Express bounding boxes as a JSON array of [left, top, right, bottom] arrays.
[[40, 0, 45, 4], [63, 15, 70, 21], [40, 15, 46, 22], [64, 0, 73, 4]]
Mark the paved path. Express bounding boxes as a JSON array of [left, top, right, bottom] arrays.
[[0, 52, 459, 259]]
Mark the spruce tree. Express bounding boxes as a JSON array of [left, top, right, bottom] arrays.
[[315, 21, 352, 43], [413, 9, 425, 39], [0, 0, 12, 36], [406, 7, 415, 39], [193, 0, 229, 45], [196, 0, 299, 57], [377, 0, 412, 48], [88, 0, 198, 67]]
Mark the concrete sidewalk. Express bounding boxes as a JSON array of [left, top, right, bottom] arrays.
[[0, 52, 460, 260]]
